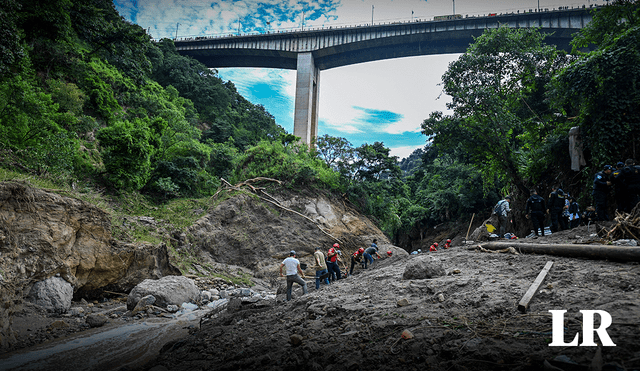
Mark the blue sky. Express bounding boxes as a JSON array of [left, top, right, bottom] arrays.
[[114, 0, 603, 159]]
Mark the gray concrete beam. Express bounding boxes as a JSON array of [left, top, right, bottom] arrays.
[[293, 53, 319, 145]]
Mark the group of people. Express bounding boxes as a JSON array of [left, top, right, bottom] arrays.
[[410, 239, 451, 254], [592, 160, 640, 221], [279, 240, 383, 301], [494, 160, 640, 238]]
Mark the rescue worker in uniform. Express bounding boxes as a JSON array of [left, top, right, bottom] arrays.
[[547, 186, 566, 232], [592, 165, 613, 221], [612, 162, 627, 213], [525, 189, 547, 236], [623, 159, 640, 211]]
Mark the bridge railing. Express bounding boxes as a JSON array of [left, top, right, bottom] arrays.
[[166, 4, 601, 43]]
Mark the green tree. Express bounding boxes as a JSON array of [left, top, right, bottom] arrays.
[[353, 142, 401, 181], [422, 26, 563, 193], [97, 119, 153, 191], [316, 134, 354, 169], [550, 0, 640, 164], [0, 0, 25, 77]]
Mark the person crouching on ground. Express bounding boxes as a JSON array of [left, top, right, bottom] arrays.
[[350, 247, 364, 275], [363, 240, 382, 268], [280, 250, 308, 301], [313, 246, 329, 290]]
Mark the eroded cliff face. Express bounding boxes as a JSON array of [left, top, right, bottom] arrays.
[[0, 182, 178, 348], [184, 190, 406, 277]]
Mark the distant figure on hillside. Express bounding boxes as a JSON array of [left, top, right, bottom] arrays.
[[493, 196, 511, 237], [279, 250, 307, 301], [444, 239, 451, 249], [525, 189, 546, 237], [592, 165, 613, 221], [313, 246, 329, 290], [326, 243, 342, 281]]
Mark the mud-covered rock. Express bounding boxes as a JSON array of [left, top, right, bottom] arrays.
[[85, 313, 107, 328], [26, 276, 73, 313], [402, 255, 446, 280], [127, 276, 199, 310]]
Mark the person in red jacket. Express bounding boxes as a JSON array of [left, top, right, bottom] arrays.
[[429, 244, 437, 252], [327, 243, 342, 281], [444, 239, 451, 249], [350, 247, 364, 275]]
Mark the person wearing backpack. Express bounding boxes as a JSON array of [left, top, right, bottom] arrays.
[[493, 195, 511, 238], [525, 189, 547, 236]]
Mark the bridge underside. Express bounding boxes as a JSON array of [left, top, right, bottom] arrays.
[[181, 28, 576, 71], [179, 25, 584, 146]]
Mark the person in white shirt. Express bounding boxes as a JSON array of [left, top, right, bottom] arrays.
[[279, 250, 308, 301]]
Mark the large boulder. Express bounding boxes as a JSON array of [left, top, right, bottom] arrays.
[[402, 255, 446, 280], [127, 276, 200, 310], [26, 276, 73, 313]]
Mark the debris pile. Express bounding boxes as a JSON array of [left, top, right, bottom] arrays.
[[606, 203, 640, 240]]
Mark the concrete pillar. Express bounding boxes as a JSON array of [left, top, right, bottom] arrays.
[[293, 52, 320, 146]]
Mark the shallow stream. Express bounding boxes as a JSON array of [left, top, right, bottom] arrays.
[[0, 309, 207, 371]]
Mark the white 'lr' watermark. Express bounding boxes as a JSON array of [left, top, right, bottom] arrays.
[[549, 310, 616, 347]]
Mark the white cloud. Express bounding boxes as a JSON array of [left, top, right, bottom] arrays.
[[389, 145, 423, 160]]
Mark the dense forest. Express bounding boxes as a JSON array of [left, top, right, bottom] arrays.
[[0, 0, 638, 249]]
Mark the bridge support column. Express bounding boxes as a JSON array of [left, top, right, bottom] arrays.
[[293, 52, 319, 146]]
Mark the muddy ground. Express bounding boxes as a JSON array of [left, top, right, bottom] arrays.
[[141, 224, 640, 371], [2, 224, 640, 371]]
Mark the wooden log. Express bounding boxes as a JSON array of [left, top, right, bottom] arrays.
[[478, 242, 640, 262], [465, 213, 475, 241], [518, 261, 554, 313]]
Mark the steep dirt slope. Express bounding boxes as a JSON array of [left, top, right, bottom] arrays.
[[175, 187, 407, 278]]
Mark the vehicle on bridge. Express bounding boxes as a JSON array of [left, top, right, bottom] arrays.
[[433, 14, 463, 21]]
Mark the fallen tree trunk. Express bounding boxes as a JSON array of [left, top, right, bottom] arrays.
[[477, 242, 640, 262]]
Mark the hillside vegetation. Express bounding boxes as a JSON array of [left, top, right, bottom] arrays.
[[1, 0, 639, 250]]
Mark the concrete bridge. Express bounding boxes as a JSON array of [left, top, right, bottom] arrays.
[[175, 7, 595, 144]]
